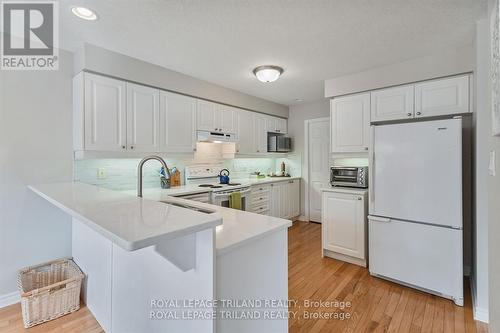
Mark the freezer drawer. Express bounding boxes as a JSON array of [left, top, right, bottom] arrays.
[[368, 216, 463, 305]]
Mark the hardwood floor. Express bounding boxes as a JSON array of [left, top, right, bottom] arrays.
[[288, 221, 488, 333], [0, 221, 488, 333]]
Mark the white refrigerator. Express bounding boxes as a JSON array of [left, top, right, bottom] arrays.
[[368, 118, 464, 306]]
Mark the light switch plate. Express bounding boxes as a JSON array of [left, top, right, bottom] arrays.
[[97, 168, 107, 179], [489, 150, 496, 176]]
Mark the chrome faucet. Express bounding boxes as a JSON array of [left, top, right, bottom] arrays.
[[137, 155, 170, 198]]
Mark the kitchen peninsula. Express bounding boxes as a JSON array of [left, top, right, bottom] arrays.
[[29, 182, 291, 333]]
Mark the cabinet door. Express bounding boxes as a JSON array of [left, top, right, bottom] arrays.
[[236, 110, 254, 154], [216, 105, 237, 134], [415, 75, 470, 118], [280, 182, 290, 219], [254, 114, 268, 153], [276, 118, 287, 134], [159, 91, 196, 153], [270, 183, 281, 217], [84, 73, 127, 151], [371, 85, 414, 122], [126, 83, 160, 152], [197, 100, 217, 131], [330, 93, 370, 153], [290, 180, 300, 218], [322, 192, 365, 259]]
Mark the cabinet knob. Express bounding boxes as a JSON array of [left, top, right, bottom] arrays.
[[257, 150, 260, 152], [364, 147, 368, 150], [357, 197, 362, 200], [130, 146, 134, 149], [122, 145, 126, 149], [193, 148, 197, 152], [407, 113, 412, 116], [416, 112, 422, 116]]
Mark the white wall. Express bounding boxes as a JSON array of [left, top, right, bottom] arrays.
[[0, 50, 74, 300], [473, 18, 490, 323], [288, 99, 330, 217], [76, 43, 289, 118], [486, 0, 500, 331], [324, 45, 475, 98]]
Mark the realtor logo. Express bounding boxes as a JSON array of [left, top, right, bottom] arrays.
[[1, 1, 58, 70]]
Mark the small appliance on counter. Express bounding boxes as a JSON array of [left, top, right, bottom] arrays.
[[330, 166, 368, 188], [218, 169, 230, 184]]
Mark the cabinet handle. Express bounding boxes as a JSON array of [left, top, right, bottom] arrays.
[[259, 197, 263, 200], [130, 146, 134, 149], [364, 147, 368, 151], [407, 113, 412, 117], [257, 150, 260, 152], [357, 197, 362, 200], [416, 112, 422, 116], [193, 148, 197, 152], [122, 145, 126, 149]]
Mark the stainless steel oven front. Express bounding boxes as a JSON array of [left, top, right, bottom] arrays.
[[211, 187, 251, 210], [330, 166, 368, 188]]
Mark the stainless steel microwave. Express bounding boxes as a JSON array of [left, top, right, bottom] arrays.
[[330, 166, 368, 188], [268, 135, 292, 152]]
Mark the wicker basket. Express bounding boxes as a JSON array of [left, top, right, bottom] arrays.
[[17, 257, 84, 328]]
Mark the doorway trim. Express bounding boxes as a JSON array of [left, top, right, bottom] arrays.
[[304, 117, 330, 222]]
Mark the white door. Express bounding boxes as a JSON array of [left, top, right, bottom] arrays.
[[159, 91, 196, 153], [237, 110, 254, 154], [370, 119, 462, 228], [84, 73, 127, 151], [369, 216, 463, 304], [216, 105, 237, 134], [331, 93, 370, 153], [197, 100, 217, 131], [126, 83, 160, 152], [254, 114, 268, 153], [322, 192, 365, 259], [415, 75, 470, 118], [371, 85, 414, 122], [307, 118, 330, 222]]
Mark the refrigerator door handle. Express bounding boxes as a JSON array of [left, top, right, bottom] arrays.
[[368, 215, 391, 223]]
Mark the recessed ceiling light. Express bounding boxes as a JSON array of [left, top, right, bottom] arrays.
[[71, 6, 98, 21], [253, 65, 284, 83]]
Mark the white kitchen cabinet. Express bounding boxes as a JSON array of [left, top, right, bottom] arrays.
[[82, 73, 127, 151], [269, 180, 300, 219], [236, 110, 255, 154], [159, 91, 197, 153], [415, 75, 470, 118], [289, 179, 300, 218], [266, 116, 287, 134], [126, 83, 160, 152], [322, 190, 367, 267], [215, 104, 238, 133], [254, 113, 268, 154], [196, 100, 218, 132], [330, 93, 370, 153], [370, 85, 414, 122]]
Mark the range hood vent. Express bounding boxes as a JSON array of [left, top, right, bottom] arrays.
[[197, 130, 238, 143]]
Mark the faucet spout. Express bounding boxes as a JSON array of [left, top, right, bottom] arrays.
[[137, 155, 170, 198]]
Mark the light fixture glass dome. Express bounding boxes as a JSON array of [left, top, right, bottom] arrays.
[[253, 65, 284, 83], [71, 6, 98, 20]]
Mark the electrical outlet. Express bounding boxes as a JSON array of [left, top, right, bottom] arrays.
[[97, 168, 107, 179]]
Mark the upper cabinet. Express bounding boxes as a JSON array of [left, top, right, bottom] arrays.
[[159, 91, 197, 153], [331, 93, 370, 153], [254, 113, 268, 154], [82, 73, 127, 152], [415, 75, 470, 118], [371, 85, 414, 122], [126, 83, 160, 152], [266, 116, 287, 134], [197, 100, 237, 134], [236, 110, 255, 154]]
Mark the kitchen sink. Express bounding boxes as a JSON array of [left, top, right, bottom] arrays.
[[160, 200, 215, 214]]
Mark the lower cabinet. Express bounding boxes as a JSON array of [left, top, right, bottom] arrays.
[[251, 180, 300, 219], [322, 189, 367, 267]]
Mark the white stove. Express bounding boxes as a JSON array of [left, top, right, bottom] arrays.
[[185, 165, 251, 210]]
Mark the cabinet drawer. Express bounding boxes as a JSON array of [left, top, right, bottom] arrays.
[[251, 185, 271, 196], [251, 193, 270, 205], [251, 202, 270, 214]]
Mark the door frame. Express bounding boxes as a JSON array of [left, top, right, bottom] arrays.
[[304, 117, 330, 222]]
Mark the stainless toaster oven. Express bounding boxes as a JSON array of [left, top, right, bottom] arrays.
[[330, 166, 368, 188]]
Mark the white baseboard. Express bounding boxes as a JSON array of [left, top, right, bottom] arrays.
[[0, 291, 19, 308], [470, 277, 489, 323]]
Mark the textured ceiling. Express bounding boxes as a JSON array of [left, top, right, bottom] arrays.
[[59, 0, 486, 105]]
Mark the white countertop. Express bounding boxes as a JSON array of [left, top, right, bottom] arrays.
[[135, 188, 293, 255], [149, 176, 302, 197], [321, 186, 369, 195], [29, 182, 222, 251]]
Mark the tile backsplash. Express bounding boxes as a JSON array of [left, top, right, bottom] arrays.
[[74, 152, 302, 191]]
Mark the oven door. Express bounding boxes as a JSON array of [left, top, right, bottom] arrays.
[[212, 189, 250, 211], [330, 167, 360, 187]]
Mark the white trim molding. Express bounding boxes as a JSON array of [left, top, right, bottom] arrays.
[[470, 277, 489, 323], [0, 291, 19, 308]]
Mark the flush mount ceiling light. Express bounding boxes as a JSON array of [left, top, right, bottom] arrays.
[[71, 6, 98, 20], [252, 65, 284, 83]]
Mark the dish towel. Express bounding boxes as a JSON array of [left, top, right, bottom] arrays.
[[229, 192, 242, 210]]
